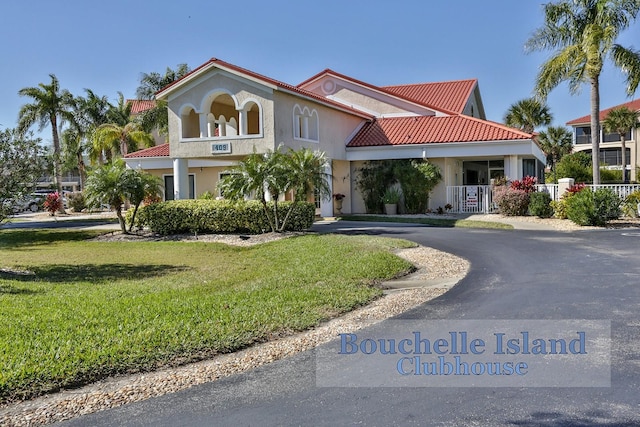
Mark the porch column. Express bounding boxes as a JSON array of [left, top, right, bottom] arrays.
[[173, 158, 189, 200], [239, 109, 248, 136], [321, 159, 334, 217], [198, 113, 208, 138], [504, 155, 519, 181]]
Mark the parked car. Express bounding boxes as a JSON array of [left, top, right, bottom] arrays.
[[3, 195, 42, 213]]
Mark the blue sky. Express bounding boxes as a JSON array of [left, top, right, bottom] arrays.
[[1, 0, 639, 144]]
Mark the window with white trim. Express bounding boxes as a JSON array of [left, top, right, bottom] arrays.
[[293, 105, 319, 142]]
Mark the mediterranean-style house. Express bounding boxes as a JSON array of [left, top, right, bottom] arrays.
[[124, 57, 546, 216], [566, 99, 640, 182]]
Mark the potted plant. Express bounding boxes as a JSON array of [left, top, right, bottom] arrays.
[[333, 193, 345, 215], [382, 188, 400, 215]]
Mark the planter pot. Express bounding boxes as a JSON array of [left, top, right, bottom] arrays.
[[334, 199, 343, 215], [637, 202, 640, 217], [384, 203, 397, 215]]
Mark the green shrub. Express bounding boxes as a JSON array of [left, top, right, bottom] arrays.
[[565, 188, 621, 226], [68, 192, 86, 212], [529, 191, 553, 218], [550, 199, 567, 219], [493, 187, 529, 216], [132, 200, 315, 235], [623, 191, 640, 217]]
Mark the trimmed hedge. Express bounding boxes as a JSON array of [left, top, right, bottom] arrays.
[[128, 200, 316, 235]]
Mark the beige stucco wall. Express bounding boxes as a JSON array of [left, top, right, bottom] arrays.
[[272, 91, 364, 160], [332, 160, 351, 215], [332, 87, 410, 116], [166, 71, 276, 159], [143, 166, 234, 200]]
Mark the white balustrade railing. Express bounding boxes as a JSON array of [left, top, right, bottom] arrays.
[[446, 183, 640, 214]]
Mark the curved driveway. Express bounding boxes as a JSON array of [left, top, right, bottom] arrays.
[[60, 222, 640, 426]]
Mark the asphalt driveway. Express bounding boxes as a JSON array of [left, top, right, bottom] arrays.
[[59, 222, 640, 426]]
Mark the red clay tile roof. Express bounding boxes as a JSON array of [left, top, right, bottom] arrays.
[[127, 99, 156, 115], [381, 80, 477, 115], [156, 58, 373, 119], [297, 69, 463, 116], [566, 99, 640, 125], [124, 143, 169, 158], [347, 115, 532, 147]]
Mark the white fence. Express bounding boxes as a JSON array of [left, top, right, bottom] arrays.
[[446, 186, 495, 214], [446, 183, 640, 214]]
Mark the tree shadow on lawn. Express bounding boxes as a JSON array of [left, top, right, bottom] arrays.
[[0, 229, 99, 249], [0, 263, 190, 283]]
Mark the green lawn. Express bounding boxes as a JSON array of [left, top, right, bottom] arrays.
[[339, 215, 513, 230], [0, 230, 414, 402]]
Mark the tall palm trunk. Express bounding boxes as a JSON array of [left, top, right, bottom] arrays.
[[590, 76, 601, 185], [620, 135, 628, 183], [50, 114, 66, 213]]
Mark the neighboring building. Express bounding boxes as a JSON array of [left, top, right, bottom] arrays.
[[124, 57, 545, 215], [567, 99, 640, 182]]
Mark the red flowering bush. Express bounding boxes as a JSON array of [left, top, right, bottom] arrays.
[[493, 186, 530, 216], [43, 192, 63, 215], [566, 183, 586, 195], [510, 175, 537, 193]]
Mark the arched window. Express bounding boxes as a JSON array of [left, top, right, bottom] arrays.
[[293, 105, 319, 142]]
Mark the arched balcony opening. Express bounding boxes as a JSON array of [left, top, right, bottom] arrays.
[[208, 94, 239, 137], [243, 101, 261, 135], [181, 107, 200, 138]]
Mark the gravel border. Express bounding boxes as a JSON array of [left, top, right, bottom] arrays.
[[0, 243, 469, 426]]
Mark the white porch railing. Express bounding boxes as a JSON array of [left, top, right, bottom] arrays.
[[446, 183, 640, 214], [446, 186, 495, 214], [535, 184, 559, 201], [590, 184, 640, 199]]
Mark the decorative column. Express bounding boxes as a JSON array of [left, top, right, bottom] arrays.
[[321, 159, 333, 217], [198, 113, 208, 138], [173, 158, 189, 200]]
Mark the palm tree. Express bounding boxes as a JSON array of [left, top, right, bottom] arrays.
[[62, 89, 112, 188], [136, 64, 191, 100], [536, 126, 574, 183], [84, 161, 159, 233], [286, 148, 331, 202], [504, 98, 553, 133], [218, 148, 331, 232], [93, 121, 155, 160], [17, 74, 74, 203], [136, 64, 191, 138], [603, 106, 640, 183], [526, 0, 640, 185]]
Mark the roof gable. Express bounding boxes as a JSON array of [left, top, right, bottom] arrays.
[[297, 69, 461, 116], [566, 99, 640, 125], [347, 115, 532, 147], [155, 58, 372, 119]]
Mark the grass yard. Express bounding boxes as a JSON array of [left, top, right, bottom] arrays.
[[339, 215, 513, 229], [0, 230, 414, 402]]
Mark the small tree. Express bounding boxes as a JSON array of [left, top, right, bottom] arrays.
[[84, 161, 160, 233], [0, 129, 46, 223], [537, 126, 573, 183], [394, 160, 442, 213], [219, 148, 330, 232]]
